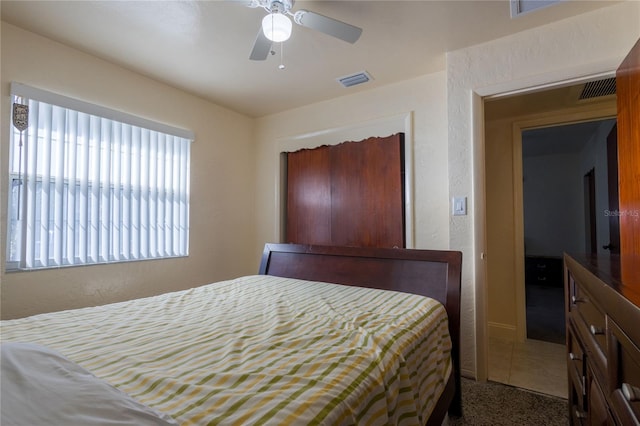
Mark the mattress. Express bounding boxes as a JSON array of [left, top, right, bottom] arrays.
[[1, 275, 452, 425]]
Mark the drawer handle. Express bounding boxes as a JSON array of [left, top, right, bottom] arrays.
[[569, 352, 582, 362], [571, 296, 585, 304], [622, 383, 640, 402], [590, 325, 604, 335], [575, 408, 587, 419]]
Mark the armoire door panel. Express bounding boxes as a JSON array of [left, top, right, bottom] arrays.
[[286, 146, 332, 245], [616, 38, 640, 259], [330, 134, 404, 248]]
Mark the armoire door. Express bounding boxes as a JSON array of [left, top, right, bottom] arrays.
[[616, 38, 640, 258], [286, 145, 332, 245], [286, 133, 405, 248]]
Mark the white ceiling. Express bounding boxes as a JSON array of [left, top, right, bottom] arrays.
[[1, 0, 619, 117]]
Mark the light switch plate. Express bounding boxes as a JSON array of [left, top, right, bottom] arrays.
[[452, 196, 467, 216]]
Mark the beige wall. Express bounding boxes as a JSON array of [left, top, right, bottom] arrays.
[[1, 23, 257, 319], [484, 117, 518, 339]]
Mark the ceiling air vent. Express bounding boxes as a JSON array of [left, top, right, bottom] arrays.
[[337, 71, 372, 88], [579, 77, 616, 100]]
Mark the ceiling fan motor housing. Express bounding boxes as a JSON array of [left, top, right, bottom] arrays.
[[248, 0, 362, 61], [265, 0, 293, 14]]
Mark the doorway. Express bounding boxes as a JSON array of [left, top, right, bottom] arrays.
[[521, 119, 616, 346], [484, 81, 617, 397]]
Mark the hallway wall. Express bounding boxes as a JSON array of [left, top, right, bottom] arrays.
[[522, 150, 584, 257]]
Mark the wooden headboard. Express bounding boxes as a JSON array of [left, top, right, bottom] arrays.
[[258, 243, 462, 422]]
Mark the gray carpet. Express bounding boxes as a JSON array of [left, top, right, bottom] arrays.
[[448, 378, 569, 425]]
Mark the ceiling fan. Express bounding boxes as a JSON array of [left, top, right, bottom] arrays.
[[245, 0, 363, 61]]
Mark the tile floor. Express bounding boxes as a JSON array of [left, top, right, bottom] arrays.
[[488, 337, 567, 399]]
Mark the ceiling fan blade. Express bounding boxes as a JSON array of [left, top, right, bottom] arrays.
[[250, 28, 272, 60], [225, 0, 262, 7], [294, 10, 362, 44]]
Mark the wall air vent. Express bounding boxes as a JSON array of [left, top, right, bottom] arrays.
[[337, 71, 372, 88], [579, 77, 616, 100], [510, 0, 563, 18]]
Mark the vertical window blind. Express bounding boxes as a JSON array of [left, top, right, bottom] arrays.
[[7, 83, 193, 271]]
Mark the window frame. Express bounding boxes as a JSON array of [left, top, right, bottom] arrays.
[[6, 83, 194, 272]]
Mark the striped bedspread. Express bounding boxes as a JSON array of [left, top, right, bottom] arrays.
[[1, 275, 452, 425]]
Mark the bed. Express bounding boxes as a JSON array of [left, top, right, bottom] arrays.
[[1, 243, 462, 426]]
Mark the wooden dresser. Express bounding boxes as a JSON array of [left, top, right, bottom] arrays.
[[564, 253, 640, 425]]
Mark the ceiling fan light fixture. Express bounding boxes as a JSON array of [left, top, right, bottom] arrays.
[[262, 13, 292, 42]]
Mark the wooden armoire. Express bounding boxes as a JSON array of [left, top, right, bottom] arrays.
[[286, 133, 405, 249]]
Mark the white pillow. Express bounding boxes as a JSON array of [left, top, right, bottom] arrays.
[[1, 342, 178, 426]]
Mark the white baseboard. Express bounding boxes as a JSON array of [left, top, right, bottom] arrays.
[[488, 321, 517, 341]]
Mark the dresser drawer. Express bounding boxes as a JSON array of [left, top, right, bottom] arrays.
[[588, 368, 615, 426], [608, 319, 640, 425], [570, 282, 607, 377], [568, 321, 586, 394]]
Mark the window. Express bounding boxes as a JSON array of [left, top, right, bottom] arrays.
[[7, 83, 193, 271], [510, 0, 564, 18]]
